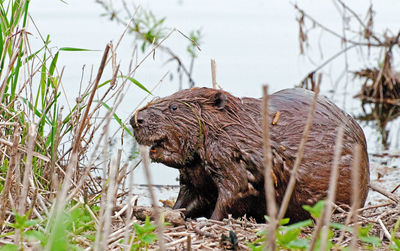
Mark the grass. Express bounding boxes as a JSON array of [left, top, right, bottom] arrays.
[[1, 0, 400, 250], [0, 0, 157, 249]]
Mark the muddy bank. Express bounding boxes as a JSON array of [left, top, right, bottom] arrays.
[[134, 155, 400, 208]]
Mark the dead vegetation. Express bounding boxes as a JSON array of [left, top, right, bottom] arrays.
[[296, 0, 400, 148], [1, 0, 400, 250]]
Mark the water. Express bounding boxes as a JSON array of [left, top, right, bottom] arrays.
[[28, 1, 400, 193]]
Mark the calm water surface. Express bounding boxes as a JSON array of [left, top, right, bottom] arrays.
[[29, 1, 400, 193]]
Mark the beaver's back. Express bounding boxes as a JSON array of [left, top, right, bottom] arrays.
[[266, 88, 369, 219]]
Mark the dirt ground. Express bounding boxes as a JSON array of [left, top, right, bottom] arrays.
[[129, 154, 400, 250]]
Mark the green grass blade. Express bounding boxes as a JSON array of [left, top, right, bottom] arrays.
[[98, 76, 151, 94], [22, 0, 29, 27], [48, 51, 59, 88], [100, 101, 134, 138], [20, 97, 52, 125], [124, 76, 151, 94], [59, 47, 96, 52]]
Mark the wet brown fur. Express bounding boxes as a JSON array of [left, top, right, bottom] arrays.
[[130, 87, 370, 222]]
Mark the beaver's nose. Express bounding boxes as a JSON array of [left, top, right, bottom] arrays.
[[130, 110, 146, 128]]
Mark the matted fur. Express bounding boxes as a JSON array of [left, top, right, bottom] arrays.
[[130, 87, 370, 222]]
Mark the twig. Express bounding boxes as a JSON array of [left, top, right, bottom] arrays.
[[0, 138, 50, 162], [337, 144, 361, 248], [0, 125, 20, 227], [75, 43, 111, 153], [123, 165, 137, 250], [392, 183, 400, 193], [319, 126, 344, 251], [336, 0, 382, 44], [94, 105, 114, 251], [262, 85, 277, 251], [377, 216, 392, 240], [211, 59, 217, 89], [100, 149, 120, 250], [140, 146, 166, 250], [293, 3, 380, 47], [278, 83, 320, 220], [369, 183, 400, 203], [18, 123, 37, 215]]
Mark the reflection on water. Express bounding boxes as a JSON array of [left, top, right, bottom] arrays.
[[29, 0, 400, 187], [357, 102, 400, 148], [355, 65, 400, 149]]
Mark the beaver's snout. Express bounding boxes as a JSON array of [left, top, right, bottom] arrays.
[[130, 109, 147, 128]]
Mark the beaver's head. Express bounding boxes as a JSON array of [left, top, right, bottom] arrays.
[[130, 87, 233, 168]]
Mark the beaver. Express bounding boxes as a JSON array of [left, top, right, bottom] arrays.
[[130, 87, 369, 222]]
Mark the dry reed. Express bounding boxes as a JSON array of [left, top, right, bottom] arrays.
[[262, 85, 277, 251]]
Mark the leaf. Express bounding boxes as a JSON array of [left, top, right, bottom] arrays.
[[303, 200, 325, 219], [359, 235, 381, 246], [287, 238, 309, 249], [142, 233, 157, 244], [0, 244, 18, 251], [125, 76, 151, 94], [20, 97, 52, 125], [390, 239, 400, 250], [100, 102, 134, 138], [281, 219, 313, 232], [278, 229, 301, 244], [59, 47, 95, 52], [279, 218, 290, 225], [24, 219, 41, 227], [247, 244, 263, 251], [98, 76, 151, 94], [329, 222, 351, 232], [48, 51, 59, 88], [24, 230, 47, 244]]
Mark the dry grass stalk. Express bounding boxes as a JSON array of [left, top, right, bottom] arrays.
[[277, 83, 320, 221], [45, 150, 78, 251], [114, 70, 170, 139], [369, 183, 400, 203], [262, 85, 277, 251], [0, 138, 50, 162], [0, 125, 20, 227], [336, 144, 362, 249], [50, 107, 63, 194], [0, 31, 23, 101], [75, 43, 111, 153], [18, 123, 37, 216], [139, 146, 166, 250], [211, 59, 217, 89], [100, 150, 120, 250], [319, 126, 344, 251], [123, 164, 136, 250], [94, 113, 113, 251]]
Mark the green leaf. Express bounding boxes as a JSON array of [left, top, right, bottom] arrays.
[[329, 222, 351, 232], [281, 219, 313, 232], [358, 225, 381, 247], [125, 76, 151, 94], [59, 47, 95, 52], [24, 219, 41, 227], [142, 233, 157, 244], [390, 239, 400, 250], [48, 51, 59, 88], [0, 244, 18, 251], [287, 238, 309, 249], [303, 200, 325, 219], [359, 235, 381, 246], [98, 76, 151, 94], [278, 229, 301, 244], [25, 230, 47, 244], [100, 102, 134, 138]]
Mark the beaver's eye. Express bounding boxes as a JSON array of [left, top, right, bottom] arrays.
[[170, 104, 178, 112]]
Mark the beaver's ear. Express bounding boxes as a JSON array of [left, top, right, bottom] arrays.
[[212, 91, 227, 110]]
